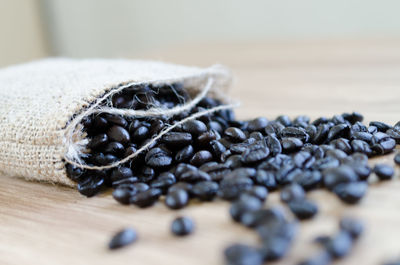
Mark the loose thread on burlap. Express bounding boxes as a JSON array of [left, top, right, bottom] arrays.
[[63, 76, 239, 171]]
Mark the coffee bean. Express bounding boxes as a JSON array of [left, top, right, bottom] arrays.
[[77, 175, 104, 197], [327, 124, 350, 141], [255, 170, 278, 190], [281, 137, 303, 153], [130, 188, 162, 208], [247, 117, 269, 132], [88, 133, 108, 149], [373, 164, 394, 180], [175, 145, 194, 163], [350, 140, 372, 156], [325, 231, 353, 258], [190, 150, 213, 166], [339, 217, 364, 239], [394, 153, 400, 165], [165, 189, 189, 209], [150, 172, 176, 191], [297, 251, 332, 265], [132, 126, 150, 142], [288, 199, 318, 220], [66, 164, 84, 181], [333, 181, 368, 204], [280, 183, 306, 203], [313, 124, 330, 144], [219, 176, 253, 201], [162, 132, 192, 148], [225, 127, 247, 142], [180, 170, 211, 183], [182, 120, 207, 135], [192, 181, 219, 201], [243, 185, 268, 202], [110, 167, 134, 183], [323, 165, 358, 190], [259, 237, 291, 261], [145, 147, 172, 167], [292, 170, 322, 191], [230, 195, 263, 222], [112, 187, 135, 205], [107, 125, 130, 144], [168, 182, 193, 194], [241, 144, 270, 164], [224, 244, 263, 265], [369, 121, 392, 132], [280, 127, 310, 142], [108, 228, 138, 250], [171, 216, 194, 236]]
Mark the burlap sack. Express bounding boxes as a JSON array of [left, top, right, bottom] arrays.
[[0, 58, 232, 187]]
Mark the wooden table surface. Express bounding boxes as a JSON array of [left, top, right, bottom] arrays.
[[1, 40, 400, 265]]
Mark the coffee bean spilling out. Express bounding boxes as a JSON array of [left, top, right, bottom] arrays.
[[108, 228, 138, 250], [65, 83, 399, 263]]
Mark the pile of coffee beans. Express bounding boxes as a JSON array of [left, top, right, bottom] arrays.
[[65, 83, 399, 264]]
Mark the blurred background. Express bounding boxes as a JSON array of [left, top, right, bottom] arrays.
[[2, 0, 400, 67]]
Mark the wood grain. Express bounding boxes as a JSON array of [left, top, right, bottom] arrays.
[[1, 40, 400, 265]]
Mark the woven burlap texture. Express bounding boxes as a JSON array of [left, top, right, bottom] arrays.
[[0, 58, 232, 187]]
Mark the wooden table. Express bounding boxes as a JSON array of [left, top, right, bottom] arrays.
[[1, 40, 400, 265]]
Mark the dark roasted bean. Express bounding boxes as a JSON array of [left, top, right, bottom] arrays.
[[66, 164, 84, 181], [190, 150, 213, 166], [191, 181, 219, 201], [150, 172, 176, 191], [333, 181, 367, 204], [130, 188, 162, 208], [182, 120, 207, 135], [112, 187, 135, 205], [88, 133, 108, 149], [259, 236, 292, 261], [108, 228, 138, 250], [293, 170, 322, 191], [276, 115, 292, 127], [104, 142, 125, 156], [323, 165, 358, 190], [313, 124, 330, 144], [327, 124, 350, 141], [230, 195, 263, 222], [247, 117, 269, 132], [110, 167, 134, 183], [255, 170, 278, 190], [243, 185, 268, 202], [224, 244, 263, 265], [219, 176, 253, 201], [225, 127, 247, 142], [288, 199, 318, 220], [171, 216, 194, 236], [281, 137, 303, 153], [326, 231, 353, 258], [175, 145, 194, 163], [145, 147, 172, 167], [162, 132, 192, 148], [280, 183, 306, 203], [132, 126, 149, 142], [351, 139, 372, 156], [77, 175, 104, 197], [165, 189, 189, 209], [395, 153, 400, 165], [241, 145, 270, 164], [266, 135, 282, 156], [280, 127, 310, 142], [373, 164, 394, 180], [339, 217, 364, 239], [107, 125, 130, 144], [369, 121, 392, 132], [105, 114, 128, 128], [180, 170, 211, 183], [209, 140, 227, 160]]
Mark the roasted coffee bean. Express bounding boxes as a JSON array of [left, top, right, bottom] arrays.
[[313, 156, 340, 171], [395, 153, 400, 165], [180, 170, 211, 183], [145, 147, 172, 167], [132, 126, 149, 142], [162, 132, 192, 148], [343, 111, 363, 124], [165, 189, 189, 209], [327, 124, 350, 141], [201, 163, 231, 182], [257, 219, 296, 241], [131, 182, 149, 192], [191, 181, 219, 201], [77, 175, 104, 197], [247, 117, 269, 132], [107, 125, 130, 144], [219, 176, 253, 201], [330, 138, 352, 154], [259, 237, 291, 261], [108, 228, 138, 250], [209, 140, 227, 160], [171, 216, 194, 236], [112, 187, 135, 205], [150, 172, 176, 191], [243, 185, 268, 202], [230, 195, 263, 222], [88, 133, 108, 149], [288, 199, 318, 220], [225, 127, 247, 142], [130, 188, 162, 208], [292, 170, 322, 191], [297, 251, 332, 265], [93, 116, 108, 130], [280, 183, 306, 203], [139, 166, 155, 182], [103, 142, 125, 156], [190, 150, 213, 166], [66, 164, 84, 181], [175, 145, 194, 163], [333, 181, 367, 204], [240, 208, 283, 228], [373, 164, 394, 180], [352, 131, 373, 142], [281, 137, 303, 153], [105, 114, 128, 128], [387, 128, 400, 144], [168, 182, 193, 194], [339, 217, 364, 239], [266, 135, 282, 156], [323, 165, 358, 190], [351, 139, 372, 156], [313, 124, 330, 144], [369, 121, 392, 132], [276, 115, 292, 127], [325, 231, 353, 258], [280, 127, 310, 142], [224, 244, 263, 265], [110, 167, 134, 183], [249, 131, 264, 140], [241, 145, 270, 164], [255, 170, 278, 190], [182, 120, 207, 135], [197, 130, 218, 147]]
